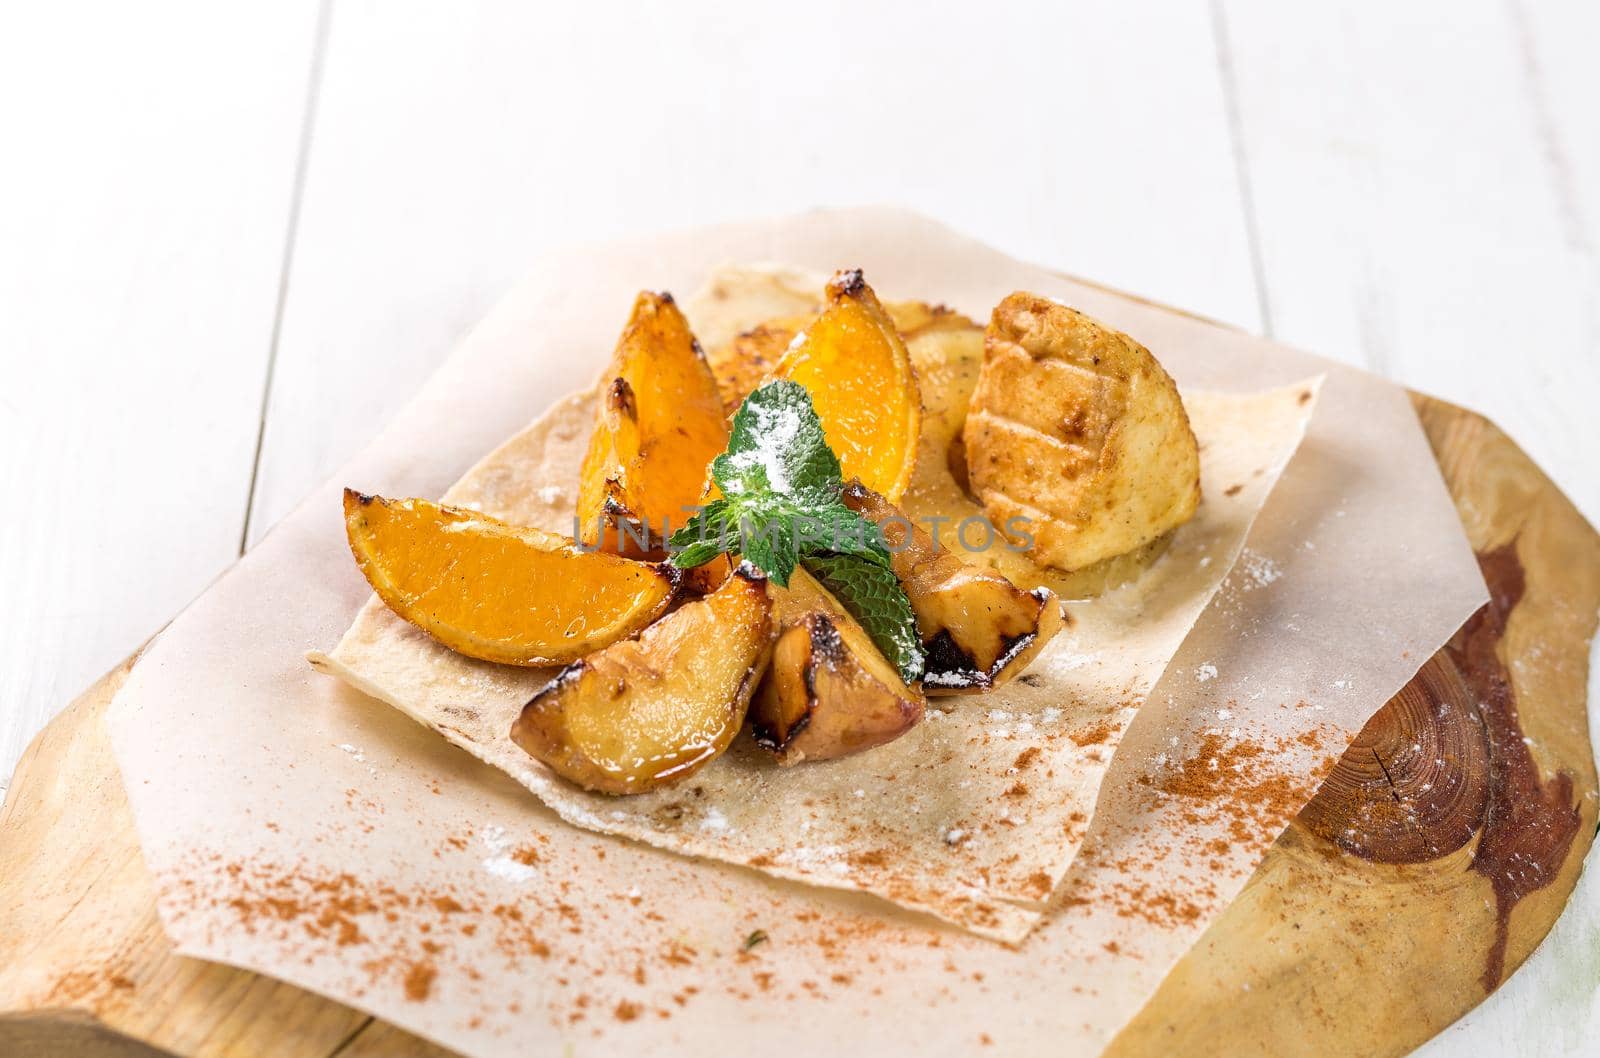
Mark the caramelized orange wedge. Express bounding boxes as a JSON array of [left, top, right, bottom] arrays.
[[576, 291, 729, 557], [772, 270, 922, 502], [344, 490, 677, 666]]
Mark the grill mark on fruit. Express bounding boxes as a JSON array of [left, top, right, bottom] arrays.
[[968, 408, 1099, 456], [607, 377, 638, 421], [829, 268, 867, 298]]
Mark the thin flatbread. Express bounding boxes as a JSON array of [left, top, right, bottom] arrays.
[[312, 267, 1319, 941]]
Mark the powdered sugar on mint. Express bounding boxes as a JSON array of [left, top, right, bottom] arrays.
[[724, 398, 803, 492]]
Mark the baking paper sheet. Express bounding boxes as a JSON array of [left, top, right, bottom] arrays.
[[312, 347, 1316, 941], [107, 208, 1486, 1056]]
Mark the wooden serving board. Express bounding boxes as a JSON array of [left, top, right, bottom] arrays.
[[2, 395, 1595, 1058]]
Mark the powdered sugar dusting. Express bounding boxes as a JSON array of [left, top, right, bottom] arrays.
[[724, 395, 804, 491], [1238, 549, 1282, 589]]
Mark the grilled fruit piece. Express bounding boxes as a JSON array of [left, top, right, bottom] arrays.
[[707, 300, 963, 415], [772, 270, 922, 502], [885, 299, 975, 341], [344, 490, 677, 666], [751, 569, 924, 765], [577, 291, 729, 558], [512, 568, 776, 794], [899, 311, 1172, 599], [963, 293, 1200, 572], [705, 314, 811, 415], [842, 483, 1063, 693]]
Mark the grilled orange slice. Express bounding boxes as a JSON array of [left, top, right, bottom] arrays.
[[772, 270, 921, 501], [576, 291, 729, 558], [344, 490, 676, 666]]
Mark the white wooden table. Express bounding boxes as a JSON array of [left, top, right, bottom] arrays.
[[3, 1, 1596, 1053]]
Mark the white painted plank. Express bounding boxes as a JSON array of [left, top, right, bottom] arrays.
[[1219, 2, 1600, 1055], [0, 1, 324, 793], [1417, 4, 1600, 1052], [1218, 0, 1599, 525], [246, 0, 1257, 544]]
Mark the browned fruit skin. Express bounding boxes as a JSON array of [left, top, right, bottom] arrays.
[[750, 569, 924, 764], [963, 293, 1200, 572], [511, 568, 775, 794], [884, 299, 977, 340], [343, 489, 677, 666], [576, 291, 728, 558], [842, 482, 1064, 694], [704, 314, 812, 415]]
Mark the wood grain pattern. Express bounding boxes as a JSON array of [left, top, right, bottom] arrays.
[[0, 658, 400, 1058], [1106, 396, 1599, 1058], [1, 397, 1593, 1058]]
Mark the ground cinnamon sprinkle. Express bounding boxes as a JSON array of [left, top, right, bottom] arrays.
[[156, 711, 1340, 1038], [1140, 728, 1336, 852], [1068, 719, 1115, 747], [1047, 724, 1340, 930], [403, 960, 437, 1001]]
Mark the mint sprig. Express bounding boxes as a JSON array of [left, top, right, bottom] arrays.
[[670, 380, 924, 682], [805, 553, 926, 684]]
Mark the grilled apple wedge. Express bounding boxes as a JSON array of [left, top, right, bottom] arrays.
[[842, 483, 1064, 694], [963, 293, 1200, 571], [343, 490, 677, 666], [512, 567, 776, 794], [751, 569, 924, 765]]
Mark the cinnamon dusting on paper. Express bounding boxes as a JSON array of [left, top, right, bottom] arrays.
[[1068, 719, 1115, 747], [404, 960, 438, 1001], [1140, 724, 1338, 853], [1055, 720, 1345, 930], [158, 711, 1345, 1036]]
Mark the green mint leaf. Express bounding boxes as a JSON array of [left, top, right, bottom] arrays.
[[671, 383, 924, 685], [671, 538, 727, 569], [739, 511, 798, 586], [667, 499, 736, 568], [804, 552, 926, 684], [796, 506, 891, 567], [712, 380, 842, 500]]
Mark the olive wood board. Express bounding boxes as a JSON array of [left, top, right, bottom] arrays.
[[1, 392, 1595, 1058]]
